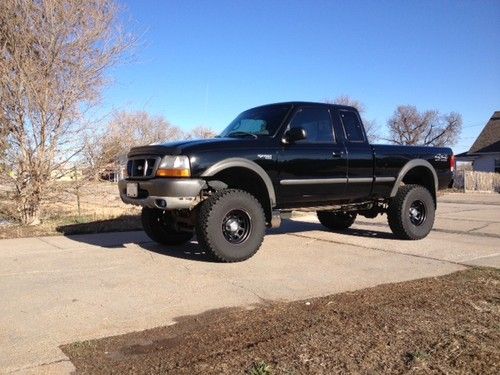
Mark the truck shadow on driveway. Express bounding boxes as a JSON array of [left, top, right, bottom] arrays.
[[59, 218, 396, 262], [268, 219, 395, 239]]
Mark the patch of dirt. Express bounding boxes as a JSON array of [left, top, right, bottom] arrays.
[[62, 268, 500, 374]]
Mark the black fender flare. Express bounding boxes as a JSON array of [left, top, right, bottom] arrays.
[[390, 159, 438, 197], [201, 158, 277, 207]]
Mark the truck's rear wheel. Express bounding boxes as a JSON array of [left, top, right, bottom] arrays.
[[317, 211, 357, 230], [387, 184, 435, 240], [196, 189, 266, 262], [141, 208, 193, 245]]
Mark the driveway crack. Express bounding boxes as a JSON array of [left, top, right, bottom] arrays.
[[467, 223, 492, 233], [355, 221, 500, 239], [7, 358, 73, 374], [287, 233, 472, 268], [36, 237, 64, 249], [226, 279, 267, 302]]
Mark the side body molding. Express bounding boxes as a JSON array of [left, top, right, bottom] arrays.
[[201, 158, 277, 207], [390, 159, 438, 197]]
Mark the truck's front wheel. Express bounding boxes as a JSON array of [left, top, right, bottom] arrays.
[[387, 184, 435, 240], [141, 208, 193, 245], [196, 189, 266, 262]]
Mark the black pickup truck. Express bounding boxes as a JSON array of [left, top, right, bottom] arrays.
[[118, 102, 454, 262]]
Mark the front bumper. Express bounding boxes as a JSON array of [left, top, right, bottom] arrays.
[[118, 178, 206, 210]]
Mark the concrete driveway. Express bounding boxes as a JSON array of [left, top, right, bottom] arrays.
[[1, 193, 499, 374]]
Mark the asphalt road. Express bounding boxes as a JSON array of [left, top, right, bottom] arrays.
[[0, 193, 499, 374]]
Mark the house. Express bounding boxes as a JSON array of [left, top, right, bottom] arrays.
[[456, 111, 500, 173], [99, 164, 125, 182], [98, 154, 128, 182]]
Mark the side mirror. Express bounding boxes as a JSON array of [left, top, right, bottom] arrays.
[[284, 127, 307, 143]]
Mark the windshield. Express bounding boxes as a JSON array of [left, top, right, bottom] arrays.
[[219, 104, 292, 138]]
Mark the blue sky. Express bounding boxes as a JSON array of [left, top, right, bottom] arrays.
[[103, 0, 500, 153]]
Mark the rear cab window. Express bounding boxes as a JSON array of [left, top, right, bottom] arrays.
[[339, 110, 365, 142]]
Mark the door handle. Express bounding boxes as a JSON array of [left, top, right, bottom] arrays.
[[332, 151, 344, 158]]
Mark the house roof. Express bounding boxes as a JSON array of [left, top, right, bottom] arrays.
[[454, 151, 476, 161], [468, 111, 500, 154]]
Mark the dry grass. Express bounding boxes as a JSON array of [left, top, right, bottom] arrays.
[[0, 181, 141, 239], [62, 268, 500, 374]]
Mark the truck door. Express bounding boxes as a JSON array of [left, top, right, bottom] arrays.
[[336, 108, 374, 199], [277, 106, 348, 206]]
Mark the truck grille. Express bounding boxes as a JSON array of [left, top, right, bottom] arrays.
[[126, 157, 160, 178]]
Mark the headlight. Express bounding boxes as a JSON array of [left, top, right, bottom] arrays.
[[156, 155, 191, 177]]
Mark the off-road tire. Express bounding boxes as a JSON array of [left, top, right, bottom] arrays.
[[387, 184, 435, 240], [317, 211, 357, 231], [141, 208, 193, 245], [196, 189, 266, 262]]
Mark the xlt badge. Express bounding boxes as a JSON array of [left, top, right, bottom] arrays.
[[257, 154, 272, 160]]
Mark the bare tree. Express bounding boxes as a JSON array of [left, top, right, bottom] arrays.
[[0, 0, 131, 224], [325, 95, 379, 142], [0, 120, 9, 168], [84, 111, 183, 179], [187, 126, 217, 139], [386, 106, 462, 147]]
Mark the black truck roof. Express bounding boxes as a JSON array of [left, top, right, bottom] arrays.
[[248, 101, 358, 112]]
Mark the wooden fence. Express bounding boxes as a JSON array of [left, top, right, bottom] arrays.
[[453, 171, 500, 193]]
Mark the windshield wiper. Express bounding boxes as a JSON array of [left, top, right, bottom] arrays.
[[225, 131, 258, 139]]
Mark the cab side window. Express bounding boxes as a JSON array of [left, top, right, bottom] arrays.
[[289, 107, 334, 143], [340, 110, 365, 142]]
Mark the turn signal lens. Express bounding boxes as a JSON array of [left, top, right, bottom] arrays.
[[156, 168, 191, 177], [155, 155, 191, 177], [450, 154, 456, 172]]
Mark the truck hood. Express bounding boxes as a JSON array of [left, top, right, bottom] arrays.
[[127, 137, 257, 157]]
